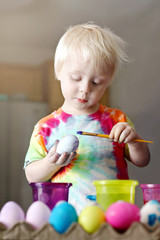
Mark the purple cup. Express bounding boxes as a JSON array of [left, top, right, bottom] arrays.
[[140, 184, 160, 204], [30, 182, 72, 210]]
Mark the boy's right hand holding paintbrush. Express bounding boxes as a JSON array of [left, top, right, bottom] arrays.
[[109, 122, 150, 167]]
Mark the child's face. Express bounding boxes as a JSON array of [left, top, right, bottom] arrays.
[[57, 53, 112, 115]]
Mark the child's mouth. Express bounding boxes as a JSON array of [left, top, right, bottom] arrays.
[[77, 98, 88, 103]]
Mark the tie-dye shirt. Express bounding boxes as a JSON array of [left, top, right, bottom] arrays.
[[24, 104, 133, 213]]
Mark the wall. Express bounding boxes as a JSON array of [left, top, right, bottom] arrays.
[[0, 61, 109, 111], [0, 63, 44, 101], [109, 4, 160, 206], [0, 101, 48, 210], [0, 61, 64, 110]]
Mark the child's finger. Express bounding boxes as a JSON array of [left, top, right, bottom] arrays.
[[110, 124, 125, 142], [54, 152, 68, 165], [109, 126, 116, 140], [48, 140, 59, 154], [48, 152, 60, 164], [62, 152, 77, 166], [124, 131, 138, 143], [109, 123, 119, 140], [53, 139, 59, 150], [119, 128, 132, 143]]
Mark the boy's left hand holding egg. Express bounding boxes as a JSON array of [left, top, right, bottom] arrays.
[[25, 135, 79, 183], [109, 122, 150, 167], [47, 135, 79, 167], [48, 141, 76, 167]]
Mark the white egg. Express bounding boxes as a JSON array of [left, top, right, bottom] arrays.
[[56, 135, 79, 155], [140, 200, 160, 229], [0, 201, 25, 228], [26, 201, 51, 229]]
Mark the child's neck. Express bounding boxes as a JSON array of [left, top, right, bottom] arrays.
[[61, 103, 100, 116]]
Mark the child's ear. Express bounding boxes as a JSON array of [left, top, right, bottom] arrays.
[[55, 72, 61, 81]]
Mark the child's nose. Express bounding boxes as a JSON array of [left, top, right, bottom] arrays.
[[80, 82, 90, 94]]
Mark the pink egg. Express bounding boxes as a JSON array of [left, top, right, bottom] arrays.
[[0, 201, 25, 228], [26, 201, 51, 229], [105, 201, 140, 230]]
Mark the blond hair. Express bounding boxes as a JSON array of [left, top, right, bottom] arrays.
[[54, 22, 128, 79]]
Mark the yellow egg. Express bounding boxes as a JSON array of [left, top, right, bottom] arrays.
[[78, 205, 105, 234]]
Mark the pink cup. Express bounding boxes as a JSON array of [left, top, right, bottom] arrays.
[[140, 184, 160, 204], [30, 182, 72, 210]]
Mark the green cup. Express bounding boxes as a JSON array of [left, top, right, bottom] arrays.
[[93, 179, 138, 210]]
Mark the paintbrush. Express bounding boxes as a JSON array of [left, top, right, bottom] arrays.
[[77, 131, 154, 143]]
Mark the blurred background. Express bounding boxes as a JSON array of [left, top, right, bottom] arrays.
[[0, 0, 159, 210]]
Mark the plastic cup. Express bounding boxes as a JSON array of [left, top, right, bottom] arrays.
[[93, 179, 138, 210], [30, 182, 72, 210], [140, 184, 160, 204]]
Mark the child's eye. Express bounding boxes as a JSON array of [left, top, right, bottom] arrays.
[[92, 81, 98, 85], [71, 76, 82, 81]]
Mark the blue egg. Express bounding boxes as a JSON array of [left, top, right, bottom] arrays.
[[140, 200, 160, 229], [49, 201, 78, 234]]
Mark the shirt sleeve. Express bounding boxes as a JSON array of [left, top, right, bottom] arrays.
[[24, 125, 48, 169]]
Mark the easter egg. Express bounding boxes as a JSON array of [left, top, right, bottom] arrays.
[[56, 135, 79, 155], [78, 205, 105, 234], [105, 201, 140, 230], [140, 200, 160, 229], [0, 201, 25, 228], [26, 201, 51, 229], [49, 201, 78, 234]]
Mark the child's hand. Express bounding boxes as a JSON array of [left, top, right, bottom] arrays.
[[109, 122, 139, 144], [47, 140, 77, 166]]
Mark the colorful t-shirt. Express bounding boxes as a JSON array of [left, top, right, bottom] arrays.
[[24, 104, 133, 214]]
